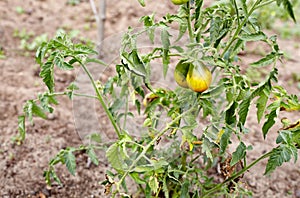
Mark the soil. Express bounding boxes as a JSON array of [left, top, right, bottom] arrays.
[[0, 0, 300, 197]]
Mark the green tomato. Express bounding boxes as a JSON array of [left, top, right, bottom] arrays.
[[171, 0, 189, 5], [186, 62, 212, 93], [174, 60, 190, 88]]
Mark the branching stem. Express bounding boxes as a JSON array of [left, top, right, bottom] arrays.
[[79, 61, 121, 138], [186, 2, 195, 43], [113, 107, 196, 195], [221, 0, 264, 58], [202, 150, 273, 197]]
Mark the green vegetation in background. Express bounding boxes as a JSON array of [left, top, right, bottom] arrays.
[[255, 0, 300, 38]]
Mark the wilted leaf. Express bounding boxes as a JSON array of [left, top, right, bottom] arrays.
[[149, 175, 159, 194]]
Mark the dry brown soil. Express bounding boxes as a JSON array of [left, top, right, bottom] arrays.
[[0, 0, 300, 197]]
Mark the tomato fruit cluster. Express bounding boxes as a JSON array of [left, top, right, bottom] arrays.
[[174, 60, 212, 93]]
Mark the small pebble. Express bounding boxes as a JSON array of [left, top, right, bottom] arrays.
[[47, 113, 56, 120]]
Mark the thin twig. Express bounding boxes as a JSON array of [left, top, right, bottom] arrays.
[[89, 0, 99, 24], [98, 0, 106, 44], [89, 0, 106, 56]]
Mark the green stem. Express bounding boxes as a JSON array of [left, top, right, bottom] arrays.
[[202, 150, 272, 197], [233, 0, 240, 26], [151, 53, 181, 60], [79, 62, 121, 138], [73, 93, 98, 99], [33, 92, 98, 102], [221, 0, 262, 58], [186, 2, 195, 43], [123, 94, 129, 129], [254, 0, 276, 9], [113, 107, 195, 194]]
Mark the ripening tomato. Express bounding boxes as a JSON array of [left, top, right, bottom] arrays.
[[186, 62, 212, 93], [171, 0, 189, 5]]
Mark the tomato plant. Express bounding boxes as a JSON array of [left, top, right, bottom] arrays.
[[16, 0, 300, 197]]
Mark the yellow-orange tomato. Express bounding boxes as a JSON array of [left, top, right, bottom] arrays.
[[186, 62, 212, 93], [171, 0, 189, 5]]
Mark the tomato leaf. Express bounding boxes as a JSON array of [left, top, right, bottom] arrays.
[[137, 0, 145, 7], [87, 147, 99, 166], [38, 93, 58, 113], [64, 150, 76, 176], [23, 100, 47, 124], [265, 144, 297, 175], [17, 115, 26, 141], [250, 52, 277, 67], [210, 16, 222, 45], [178, 20, 188, 42], [140, 15, 155, 42], [130, 172, 146, 185], [149, 176, 159, 194], [31, 101, 47, 119], [239, 31, 267, 41], [162, 174, 169, 198], [73, 44, 97, 55], [122, 50, 147, 77], [225, 101, 238, 125], [282, 0, 296, 23], [180, 180, 190, 198], [219, 128, 232, 154], [36, 42, 48, 65], [238, 94, 251, 125], [195, 0, 204, 31], [50, 169, 62, 185], [200, 98, 214, 118], [202, 138, 214, 161], [54, 52, 73, 70], [161, 28, 171, 78], [66, 82, 79, 100], [44, 169, 62, 186], [40, 58, 55, 93], [230, 142, 247, 166], [256, 89, 269, 123], [241, 0, 248, 15], [262, 106, 279, 139], [276, 130, 293, 144], [106, 143, 126, 171]]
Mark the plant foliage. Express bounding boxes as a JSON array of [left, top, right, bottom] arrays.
[[16, 0, 300, 197]]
